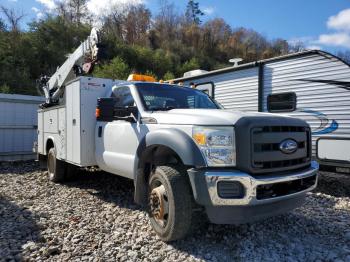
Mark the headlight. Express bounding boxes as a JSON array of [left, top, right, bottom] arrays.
[[192, 126, 236, 167]]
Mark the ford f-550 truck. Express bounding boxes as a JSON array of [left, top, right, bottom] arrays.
[[36, 29, 319, 241]]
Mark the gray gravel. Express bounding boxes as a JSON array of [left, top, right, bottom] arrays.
[[0, 161, 349, 262]]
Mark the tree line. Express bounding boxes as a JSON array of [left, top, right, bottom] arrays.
[[0, 0, 347, 95]]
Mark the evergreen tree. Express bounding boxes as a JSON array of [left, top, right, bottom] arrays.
[[185, 0, 204, 25]]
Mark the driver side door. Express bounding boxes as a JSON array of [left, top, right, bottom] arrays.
[[96, 86, 143, 178]]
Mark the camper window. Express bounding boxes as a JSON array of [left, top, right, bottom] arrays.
[[195, 82, 215, 98], [267, 92, 296, 112]]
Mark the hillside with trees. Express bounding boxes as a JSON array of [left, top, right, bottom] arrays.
[[0, 0, 337, 95]]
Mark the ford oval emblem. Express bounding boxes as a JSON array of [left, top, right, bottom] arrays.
[[279, 139, 298, 154]]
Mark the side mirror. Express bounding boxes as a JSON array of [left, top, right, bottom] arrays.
[[96, 98, 114, 122], [96, 98, 137, 123]]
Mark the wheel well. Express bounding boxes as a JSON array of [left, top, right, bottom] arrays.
[[46, 139, 54, 154], [142, 145, 182, 180], [134, 145, 188, 206]]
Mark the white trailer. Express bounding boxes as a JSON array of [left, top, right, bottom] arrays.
[[172, 50, 350, 173]]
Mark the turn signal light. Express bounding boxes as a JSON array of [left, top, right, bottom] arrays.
[[95, 108, 101, 118], [193, 133, 206, 145]]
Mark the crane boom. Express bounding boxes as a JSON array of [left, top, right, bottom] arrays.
[[40, 28, 101, 107]]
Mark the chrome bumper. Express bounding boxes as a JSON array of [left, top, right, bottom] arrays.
[[202, 161, 319, 206]]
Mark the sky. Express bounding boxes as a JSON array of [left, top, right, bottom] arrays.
[[1, 0, 350, 53]]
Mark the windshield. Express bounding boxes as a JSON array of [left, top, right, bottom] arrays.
[[136, 83, 220, 111]]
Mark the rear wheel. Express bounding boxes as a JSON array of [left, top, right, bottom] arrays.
[[148, 165, 194, 242], [47, 148, 66, 182]]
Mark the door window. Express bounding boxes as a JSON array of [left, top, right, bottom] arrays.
[[112, 86, 135, 107]]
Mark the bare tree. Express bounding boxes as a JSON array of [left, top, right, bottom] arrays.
[[103, 4, 128, 40], [124, 5, 151, 45], [289, 41, 305, 53], [156, 0, 180, 31], [151, 0, 181, 48], [272, 38, 289, 55], [0, 6, 25, 32], [55, 0, 90, 24], [102, 2, 151, 45], [202, 18, 231, 51], [67, 0, 90, 24]]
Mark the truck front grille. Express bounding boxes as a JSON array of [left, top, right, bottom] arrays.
[[251, 126, 311, 173]]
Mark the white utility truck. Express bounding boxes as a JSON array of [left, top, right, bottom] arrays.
[[37, 28, 319, 241]]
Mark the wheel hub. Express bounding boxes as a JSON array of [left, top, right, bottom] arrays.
[[149, 185, 166, 222]]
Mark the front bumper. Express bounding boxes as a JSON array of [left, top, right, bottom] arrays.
[[188, 161, 319, 224]]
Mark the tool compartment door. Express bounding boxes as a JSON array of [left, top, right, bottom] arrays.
[[66, 80, 81, 164], [37, 111, 44, 154], [79, 78, 111, 166], [66, 77, 112, 166], [57, 107, 66, 160]]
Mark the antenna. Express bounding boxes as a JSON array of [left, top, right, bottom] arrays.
[[229, 58, 243, 67]]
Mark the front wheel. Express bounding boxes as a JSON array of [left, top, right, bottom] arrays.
[[148, 165, 194, 242]]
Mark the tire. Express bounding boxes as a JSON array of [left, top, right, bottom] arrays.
[[47, 148, 66, 182], [148, 165, 194, 242]]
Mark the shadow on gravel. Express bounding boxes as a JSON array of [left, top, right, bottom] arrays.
[[316, 172, 350, 197], [0, 161, 40, 175], [63, 170, 139, 210], [0, 196, 42, 260]]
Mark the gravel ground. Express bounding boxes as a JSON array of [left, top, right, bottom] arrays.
[[0, 162, 349, 262]]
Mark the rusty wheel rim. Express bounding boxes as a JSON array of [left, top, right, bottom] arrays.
[[149, 183, 169, 228]]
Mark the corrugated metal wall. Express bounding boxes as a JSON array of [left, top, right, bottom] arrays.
[[184, 68, 259, 111], [263, 53, 350, 154], [0, 94, 44, 161]]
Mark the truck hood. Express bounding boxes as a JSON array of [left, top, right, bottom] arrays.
[[149, 109, 289, 125]]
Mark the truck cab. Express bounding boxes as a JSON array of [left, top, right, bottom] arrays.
[[38, 77, 318, 241]]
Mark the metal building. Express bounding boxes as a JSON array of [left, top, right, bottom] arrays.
[[0, 93, 44, 161], [172, 50, 350, 172]]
